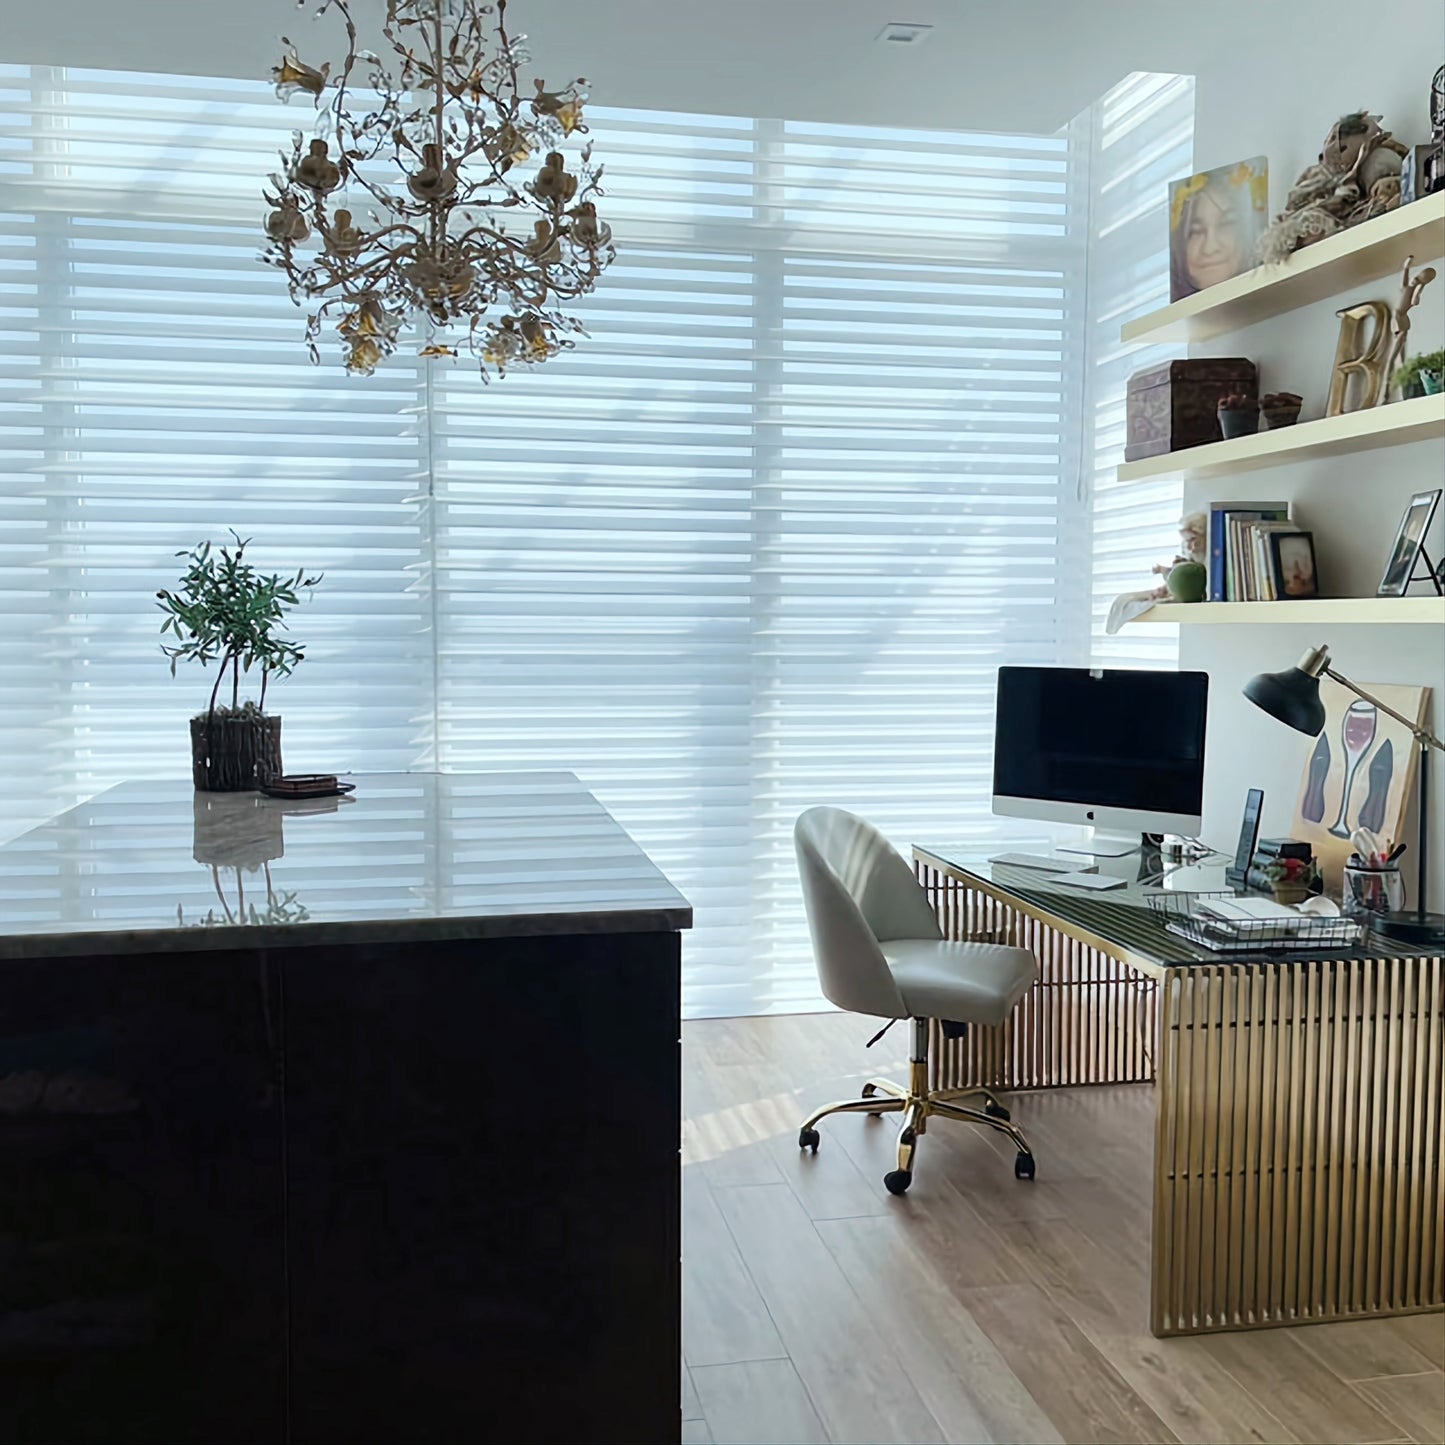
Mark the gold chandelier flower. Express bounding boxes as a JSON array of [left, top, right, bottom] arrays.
[[261, 0, 614, 377]]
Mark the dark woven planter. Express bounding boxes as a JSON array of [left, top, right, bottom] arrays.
[[190, 713, 283, 792]]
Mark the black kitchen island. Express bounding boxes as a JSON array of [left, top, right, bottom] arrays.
[[0, 772, 689, 1445]]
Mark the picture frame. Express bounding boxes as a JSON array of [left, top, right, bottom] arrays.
[[1266, 529, 1319, 600], [1168, 156, 1269, 302], [1376, 488, 1442, 597]]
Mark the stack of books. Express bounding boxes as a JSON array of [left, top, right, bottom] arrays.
[[1206, 499, 1307, 601]]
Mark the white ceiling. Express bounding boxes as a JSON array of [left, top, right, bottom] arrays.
[[5, 0, 1279, 133]]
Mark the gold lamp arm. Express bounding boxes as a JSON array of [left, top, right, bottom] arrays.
[[1322, 667, 1445, 754]]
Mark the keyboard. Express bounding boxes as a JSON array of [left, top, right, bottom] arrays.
[[989, 852, 1072, 872]]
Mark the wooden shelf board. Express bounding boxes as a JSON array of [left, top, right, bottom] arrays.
[[1120, 193, 1445, 344], [1116, 393, 1445, 483], [1128, 597, 1445, 625]]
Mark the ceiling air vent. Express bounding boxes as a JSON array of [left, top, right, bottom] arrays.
[[876, 22, 932, 45]]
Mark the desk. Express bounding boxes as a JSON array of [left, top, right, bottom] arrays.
[[0, 773, 690, 1444], [914, 848, 1444, 1338]]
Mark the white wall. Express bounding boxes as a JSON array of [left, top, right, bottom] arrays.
[[1183, 0, 1445, 907]]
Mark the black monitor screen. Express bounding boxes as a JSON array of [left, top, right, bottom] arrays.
[[993, 666, 1208, 817]]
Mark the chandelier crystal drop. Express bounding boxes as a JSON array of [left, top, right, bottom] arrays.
[[261, 0, 614, 377]]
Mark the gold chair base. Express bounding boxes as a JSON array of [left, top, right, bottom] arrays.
[[799, 1018, 1035, 1189]]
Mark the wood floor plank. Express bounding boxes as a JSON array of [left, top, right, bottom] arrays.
[[1084, 1331, 1301, 1445], [715, 1182, 945, 1445], [1351, 1373, 1445, 1445], [817, 1214, 1063, 1445], [691, 1359, 830, 1445], [1201, 1329, 1405, 1445], [960, 1282, 1179, 1445], [1295, 1319, 1440, 1382], [767, 1108, 894, 1222], [683, 1170, 787, 1368], [1389, 1317, 1445, 1372]]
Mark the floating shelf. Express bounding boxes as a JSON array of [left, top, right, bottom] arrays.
[[1116, 393, 1445, 483], [1120, 193, 1445, 344], [1128, 597, 1445, 625]]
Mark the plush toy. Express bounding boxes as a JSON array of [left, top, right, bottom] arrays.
[[1259, 112, 1408, 263], [1106, 513, 1209, 632]]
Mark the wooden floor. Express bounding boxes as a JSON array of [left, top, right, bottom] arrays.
[[682, 1012, 1445, 1445]]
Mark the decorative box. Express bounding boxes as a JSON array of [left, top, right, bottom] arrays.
[[1125, 358, 1258, 461]]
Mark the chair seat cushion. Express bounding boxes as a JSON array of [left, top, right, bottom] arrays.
[[880, 939, 1037, 1027]]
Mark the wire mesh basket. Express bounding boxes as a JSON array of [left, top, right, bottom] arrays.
[[1145, 889, 1364, 955]]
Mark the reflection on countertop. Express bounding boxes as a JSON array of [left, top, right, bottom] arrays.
[[0, 772, 692, 958]]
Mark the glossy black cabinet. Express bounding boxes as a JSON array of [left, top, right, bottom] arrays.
[[0, 935, 679, 1445]]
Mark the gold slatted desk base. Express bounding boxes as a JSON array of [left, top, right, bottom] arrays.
[[915, 851, 1445, 1337]]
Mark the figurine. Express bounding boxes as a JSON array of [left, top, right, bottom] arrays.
[[1105, 513, 1209, 632], [1381, 255, 1438, 400], [1258, 113, 1408, 263]]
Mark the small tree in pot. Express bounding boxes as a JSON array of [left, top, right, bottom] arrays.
[[157, 534, 321, 792]]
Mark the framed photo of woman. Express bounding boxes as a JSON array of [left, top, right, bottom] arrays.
[[1377, 488, 1442, 596], [1168, 157, 1269, 302]]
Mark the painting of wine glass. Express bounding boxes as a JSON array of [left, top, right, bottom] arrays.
[[1291, 676, 1430, 888]]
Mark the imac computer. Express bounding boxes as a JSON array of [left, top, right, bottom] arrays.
[[992, 666, 1209, 856]]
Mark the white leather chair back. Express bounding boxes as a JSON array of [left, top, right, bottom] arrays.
[[794, 807, 943, 1020]]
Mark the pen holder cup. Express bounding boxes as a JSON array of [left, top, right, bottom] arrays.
[[1342, 862, 1405, 919]]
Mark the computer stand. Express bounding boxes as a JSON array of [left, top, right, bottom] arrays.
[[1055, 830, 1146, 859]]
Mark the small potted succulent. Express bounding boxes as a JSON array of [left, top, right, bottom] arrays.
[[157, 534, 321, 792], [1392, 349, 1445, 399], [1260, 391, 1303, 428], [1217, 392, 1261, 440], [1263, 854, 1319, 906]]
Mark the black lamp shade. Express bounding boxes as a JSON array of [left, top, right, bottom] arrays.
[[1243, 666, 1326, 736]]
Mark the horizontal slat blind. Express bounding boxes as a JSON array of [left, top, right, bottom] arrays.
[[1078, 72, 1195, 667], [0, 65, 435, 839], [432, 110, 1084, 1015], [2, 70, 1188, 1017]]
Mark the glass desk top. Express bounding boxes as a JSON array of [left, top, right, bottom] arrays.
[[914, 847, 1440, 968]]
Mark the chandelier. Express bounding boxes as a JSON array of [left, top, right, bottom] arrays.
[[262, 0, 614, 377]]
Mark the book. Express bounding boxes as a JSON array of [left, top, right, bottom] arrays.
[[1247, 519, 1299, 600], [1210, 503, 1289, 599]]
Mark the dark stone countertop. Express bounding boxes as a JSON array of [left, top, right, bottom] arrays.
[[0, 771, 692, 959]]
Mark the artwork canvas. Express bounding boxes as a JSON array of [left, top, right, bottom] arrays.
[[1169, 157, 1269, 301], [1291, 677, 1430, 886]]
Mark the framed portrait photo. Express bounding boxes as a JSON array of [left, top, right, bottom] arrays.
[[1377, 488, 1442, 597], [1267, 530, 1319, 600], [1168, 156, 1269, 302]]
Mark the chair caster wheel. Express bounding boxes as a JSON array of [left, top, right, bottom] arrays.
[[1014, 1152, 1036, 1180], [984, 1100, 1011, 1122], [884, 1169, 912, 1196], [799, 1127, 820, 1152]]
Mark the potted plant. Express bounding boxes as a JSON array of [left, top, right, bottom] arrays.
[[1263, 854, 1319, 905], [157, 534, 321, 792], [1392, 348, 1445, 399], [1217, 392, 1261, 439], [1260, 391, 1303, 428]]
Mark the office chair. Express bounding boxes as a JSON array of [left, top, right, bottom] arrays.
[[794, 806, 1038, 1195]]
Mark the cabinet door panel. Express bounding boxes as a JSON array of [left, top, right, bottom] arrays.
[[0, 952, 286, 1444], [284, 933, 680, 1445]]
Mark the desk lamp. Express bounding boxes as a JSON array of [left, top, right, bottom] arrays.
[[1244, 644, 1444, 945]]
